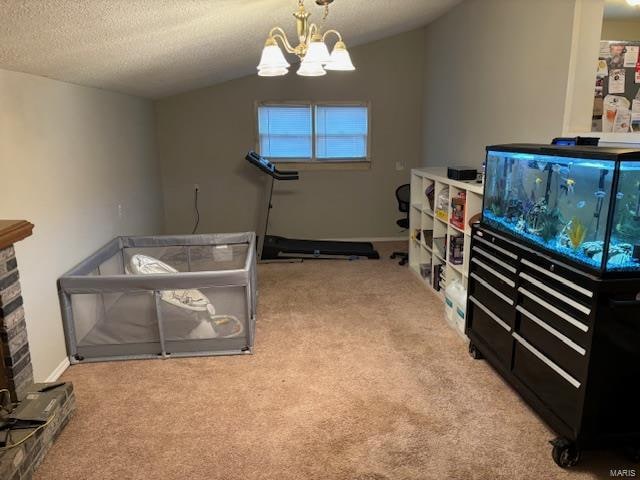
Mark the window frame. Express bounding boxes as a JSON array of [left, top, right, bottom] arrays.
[[255, 100, 372, 170]]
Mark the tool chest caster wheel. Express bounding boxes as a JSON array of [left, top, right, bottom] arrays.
[[468, 342, 483, 360], [624, 446, 640, 463], [550, 438, 581, 468]]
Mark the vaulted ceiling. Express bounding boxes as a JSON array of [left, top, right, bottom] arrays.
[[0, 0, 461, 99], [605, 0, 640, 20]]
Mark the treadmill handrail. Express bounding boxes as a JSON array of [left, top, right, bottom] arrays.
[[246, 151, 299, 181]]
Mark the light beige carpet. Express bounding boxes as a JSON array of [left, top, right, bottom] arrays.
[[35, 243, 630, 480]]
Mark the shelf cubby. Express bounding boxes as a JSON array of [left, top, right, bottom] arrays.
[[408, 167, 483, 336]]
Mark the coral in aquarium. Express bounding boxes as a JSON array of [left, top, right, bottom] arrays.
[[538, 208, 562, 242], [567, 217, 587, 249], [489, 200, 504, 217]]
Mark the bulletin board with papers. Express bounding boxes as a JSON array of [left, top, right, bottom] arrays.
[[592, 40, 640, 133]]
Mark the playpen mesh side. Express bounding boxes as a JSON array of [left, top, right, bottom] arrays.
[[58, 233, 257, 360]]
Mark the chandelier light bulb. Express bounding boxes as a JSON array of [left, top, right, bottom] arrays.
[[257, 38, 290, 73], [258, 67, 289, 77], [304, 35, 332, 65], [297, 58, 327, 77], [324, 41, 355, 71]]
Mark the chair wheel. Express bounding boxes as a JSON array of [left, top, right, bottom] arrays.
[[468, 343, 483, 360], [550, 438, 580, 468], [390, 253, 397, 259]]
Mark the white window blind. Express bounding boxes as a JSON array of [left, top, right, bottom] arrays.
[[315, 105, 368, 160], [257, 102, 369, 162], [258, 105, 312, 159]]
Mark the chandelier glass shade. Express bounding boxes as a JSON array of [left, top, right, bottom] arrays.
[[256, 0, 355, 77]]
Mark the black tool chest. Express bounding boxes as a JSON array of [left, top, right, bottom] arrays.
[[466, 224, 640, 468]]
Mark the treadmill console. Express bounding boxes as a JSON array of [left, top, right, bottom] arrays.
[[245, 151, 299, 181]]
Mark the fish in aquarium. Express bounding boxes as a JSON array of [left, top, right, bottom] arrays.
[[483, 147, 640, 272], [560, 178, 575, 195]]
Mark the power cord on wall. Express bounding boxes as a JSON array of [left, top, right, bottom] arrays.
[[192, 185, 200, 235]]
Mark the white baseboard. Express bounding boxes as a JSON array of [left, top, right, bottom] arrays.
[[320, 236, 407, 242], [45, 357, 71, 383]]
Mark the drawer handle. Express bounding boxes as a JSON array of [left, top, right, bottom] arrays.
[[609, 299, 640, 309], [470, 272, 514, 305], [473, 234, 518, 259], [519, 272, 591, 316], [520, 258, 593, 298], [469, 296, 511, 332], [518, 288, 589, 333], [513, 333, 581, 389], [472, 246, 517, 273], [516, 306, 586, 356], [472, 258, 515, 288]]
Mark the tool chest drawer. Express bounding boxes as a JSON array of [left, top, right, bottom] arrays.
[[472, 230, 519, 268], [512, 333, 582, 430], [516, 306, 587, 381], [469, 272, 515, 327], [468, 296, 513, 367], [517, 287, 590, 348], [518, 259, 594, 314], [469, 255, 517, 299]]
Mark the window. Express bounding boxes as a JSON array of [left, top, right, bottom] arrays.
[[257, 102, 369, 163]]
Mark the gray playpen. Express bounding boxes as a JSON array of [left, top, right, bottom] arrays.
[[58, 233, 257, 363]]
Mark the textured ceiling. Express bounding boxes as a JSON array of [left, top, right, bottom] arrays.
[[604, 0, 640, 20], [0, 0, 461, 99]]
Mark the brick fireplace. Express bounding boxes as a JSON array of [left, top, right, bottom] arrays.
[[0, 220, 35, 402], [0, 220, 76, 480]]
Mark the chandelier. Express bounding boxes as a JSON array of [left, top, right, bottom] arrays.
[[256, 0, 355, 77]]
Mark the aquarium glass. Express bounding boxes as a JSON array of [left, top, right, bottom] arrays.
[[607, 162, 640, 272], [483, 150, 615, 271]]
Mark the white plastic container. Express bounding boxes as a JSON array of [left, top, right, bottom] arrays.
[[451, 283, 468, 334], [445, 280, 467, 334]]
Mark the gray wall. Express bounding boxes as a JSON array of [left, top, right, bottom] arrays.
[[0, 68, 163, 380], [155, 28, 426, 239], [421, 0, 577, 168]]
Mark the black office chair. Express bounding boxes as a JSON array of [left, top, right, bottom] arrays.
[[390, 184, 410, 265]]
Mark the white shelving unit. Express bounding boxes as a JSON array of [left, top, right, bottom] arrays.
[[409, 167, 484, 335]]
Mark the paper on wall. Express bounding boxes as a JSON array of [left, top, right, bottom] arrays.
[[597, 59, 608, 77], [609, 69, 626, 94], [603, 95, 631, 132], [610, 44, 626, 68], [625, 46, 640, 67], [633, 99, 640, 113], [614, 109, 632, 133]]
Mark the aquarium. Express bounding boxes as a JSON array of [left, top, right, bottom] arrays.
[[482, 144, 640, 274]]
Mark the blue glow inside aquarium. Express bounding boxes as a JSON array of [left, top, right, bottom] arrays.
[[482, 147, 640, 273], [608, 162, 640, 271]]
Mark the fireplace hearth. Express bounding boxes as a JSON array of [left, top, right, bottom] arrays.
[[0, 220, 75, 480]]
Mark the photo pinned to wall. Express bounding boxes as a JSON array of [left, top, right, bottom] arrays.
[[592, 41, 640, 133]]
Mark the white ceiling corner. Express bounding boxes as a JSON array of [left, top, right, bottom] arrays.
[[0, 0, 461, 98]]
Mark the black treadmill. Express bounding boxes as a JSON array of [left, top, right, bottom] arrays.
[[246, 151, 380, 262]]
